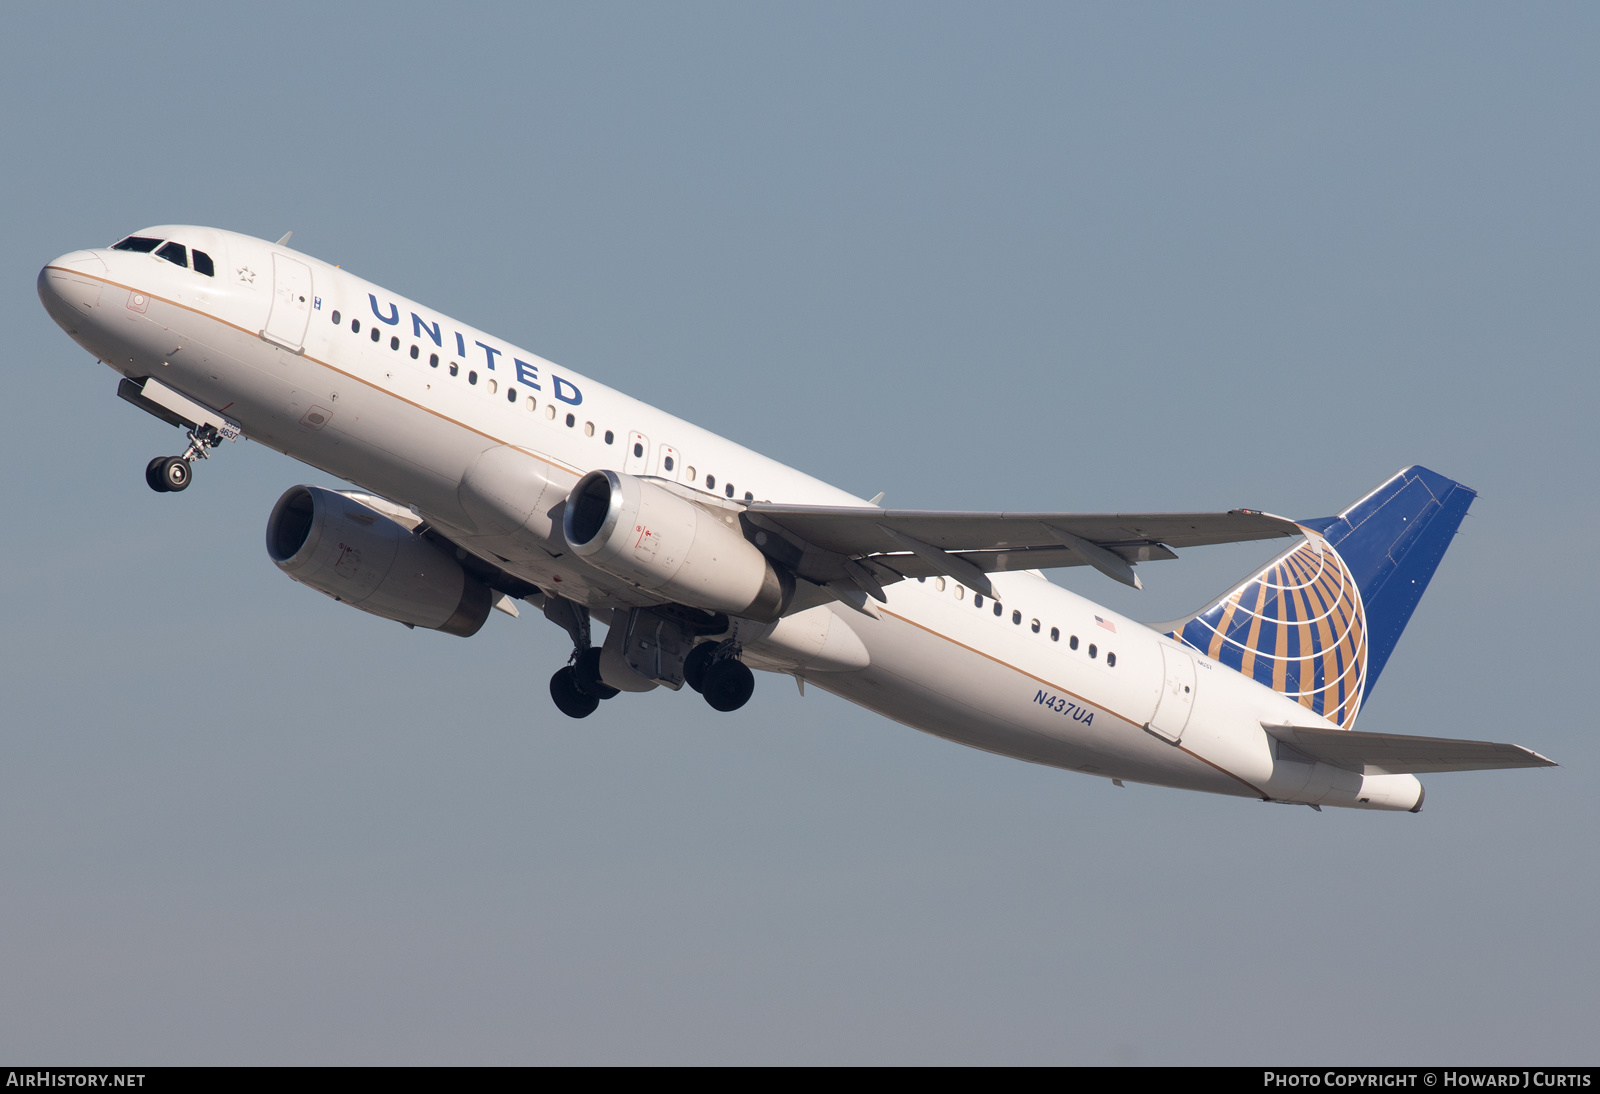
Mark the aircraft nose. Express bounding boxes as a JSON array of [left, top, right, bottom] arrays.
[[37, 250, 109, 330]]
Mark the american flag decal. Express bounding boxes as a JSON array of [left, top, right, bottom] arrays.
[[1095, 615, 1116, 633]]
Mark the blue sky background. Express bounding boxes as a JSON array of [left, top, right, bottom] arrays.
[[1, 2, 1595, 1063]]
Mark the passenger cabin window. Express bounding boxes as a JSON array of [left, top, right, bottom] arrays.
[[370, 328, 380, 342], [993, 602, 1003, 617], [706, 475, 716, 490], [1031, 619, 1040, 633], [974, 594, 984, 608], [468, 371, 478, 385], [1069, 635, 1079, 650], [605, 431, 615, 445], [1088, 644, 1098, 659], [449, 362, 459, 377], [331, 310, 342, 325], [1107, 652, 1117, 667], [351, 319, 361, 333], [390, 336, 400, 351], [192, 250, 215, 277], [745, 491, 754, 502], [429, 353, 439, 368], [487, 378, 497, 394], [664, 455, 675, 471], [585, 422, 595, 437], [633, 443, 645, 458], [725, 484, 735, 498], [508, 387, 517, 402], [1050, 627, 1060, 641], [935, 577, 946, 592], [1013, 610, 1022, 625], [112, 236, 163, 253], [156, 241, 187, 268], [410, 345, 419, 359]]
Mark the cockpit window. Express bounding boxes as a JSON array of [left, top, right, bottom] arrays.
[[156, 241, 188, 268], [192, 249, 214, 277], [112, 236, 163, 253]]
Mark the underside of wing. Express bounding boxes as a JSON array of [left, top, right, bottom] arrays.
[[744, 503, 1301, 596], [1263, 724, 1558, 775]]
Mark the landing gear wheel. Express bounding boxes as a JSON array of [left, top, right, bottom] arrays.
[[158, 457, 191, 492], [145, 457, 172, 493], [683, 642, 716, 694], [702, 658, 755, 712], [550, 666, 600, 719], [572, 647, 620, 700]]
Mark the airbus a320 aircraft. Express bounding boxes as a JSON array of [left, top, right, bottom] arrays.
[[38, 226, 1554, 812]]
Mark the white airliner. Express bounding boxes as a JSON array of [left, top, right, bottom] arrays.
[[38, 226, 1554, 812]]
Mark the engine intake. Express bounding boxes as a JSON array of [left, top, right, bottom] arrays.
[[266, 485, 491, 636], [564, 470, 790, 622]]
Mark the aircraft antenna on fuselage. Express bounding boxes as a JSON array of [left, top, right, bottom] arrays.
[[275, 231, 293, 246]]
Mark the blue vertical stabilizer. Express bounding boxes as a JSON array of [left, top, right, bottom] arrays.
[[1169, 466, 1475, 728]]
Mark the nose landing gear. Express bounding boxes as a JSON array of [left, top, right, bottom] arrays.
[[144, 424, 223, 493]]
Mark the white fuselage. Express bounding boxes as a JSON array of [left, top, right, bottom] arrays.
[[39, 226, 1424, 811]]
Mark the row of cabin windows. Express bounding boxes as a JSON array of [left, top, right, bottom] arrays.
[[917, 576, 1117, 667], [112, 236, 216, 277], [330, 308, 756, 503]]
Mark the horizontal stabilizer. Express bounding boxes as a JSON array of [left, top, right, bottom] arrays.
[[1262, 723, 1556, 775]]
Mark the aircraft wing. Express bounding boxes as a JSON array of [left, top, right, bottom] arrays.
[[1262, 724, 1558, 775], [744, 503, 1300, 596]]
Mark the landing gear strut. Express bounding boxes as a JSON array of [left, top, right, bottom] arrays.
[[545, 595, 620, 719], [685, 640, 755, 712], [144, 424, 222, 493]]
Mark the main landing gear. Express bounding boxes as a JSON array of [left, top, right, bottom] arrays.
[[144, 424, 223, 493], [684, 640, 755, 713], [549, 646, 620, 720]]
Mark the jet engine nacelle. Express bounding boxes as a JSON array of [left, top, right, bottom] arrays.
[[563, 470, 791, 622], [266, 485, 492, 636]]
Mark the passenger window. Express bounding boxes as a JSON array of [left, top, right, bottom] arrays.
[[1031, 619, 1040, 633], [725, 484, 734, 498], [410, 345, 419, 359], [545, 404, 556, 419], [706, 475, 716, 489], [526, 396, 537, 412], [487, 379, 498, 394], [156, 241, 187, 267], [449, 363, 459, 377], [331, 310, 342, 325], [1050, 627, 1060, 642], [585, 422, 595, 437], [390, 336, 400, 351], [1013, 610, 1022, 625], [566, 413, 576, 427], [508, 387, 517, 402], [935, 577, 946, 592], [352, 319, 360, 333], [469, 371, 478, 385], [745, 492, 754, 502], [1069, 635, 1079, 650], [429, 353, 439, 368], [1107, 652, 1117, 667], [633, 442, 644, 458], [974, 594, 984, 608], [1088, 644, 1097, 659], [993, 602, 1003, 617], [192, 250, 215, 277], [370, 328, 380, 343], [664, 455, 674, 471], [685, 464, 695, 478], [954, 585, 964, 600], [112, 236, 163, 253]]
